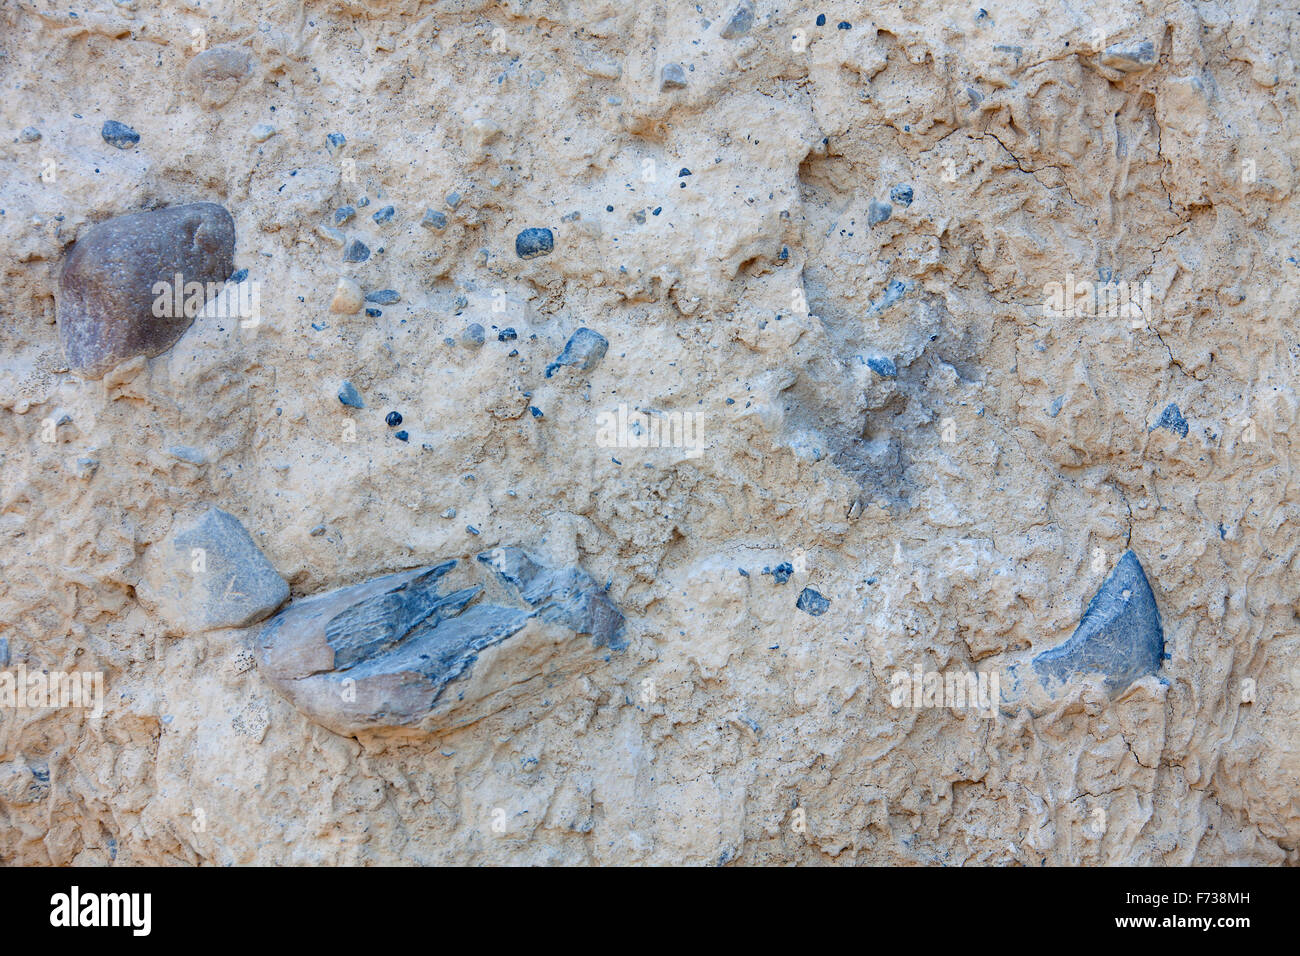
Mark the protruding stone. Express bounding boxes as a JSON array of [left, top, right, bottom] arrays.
[[661, 63, 688, 90], [257, 549, 626, 738], [184, 45, 256, 108], [1150, 403, 1188, 438], [337, 381, 364, 408], [1032, 550, 1164, 693], [545, 327, 608, 378], [1101, 40, 1156, 73], [137, 507, 289, 635], [57, 203, 236, 379], [796, 587, 830, 616], [101, 120, 139, 149], [460, 323, 486, 348], [515, 227, 554, 259], [330, 277, 363, 314], [719, 1, 755, 38]]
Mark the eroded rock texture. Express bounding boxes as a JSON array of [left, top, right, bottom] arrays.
[[57, 203, 235, 378], [1, 0, 1298, 866], [257, 550, 624, 738]]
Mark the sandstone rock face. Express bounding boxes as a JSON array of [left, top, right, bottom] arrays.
[[57, 203, 235, 379], [137, 507, 288, 635], [257, 550, 624, 739], [2, 1, 1298, 866]]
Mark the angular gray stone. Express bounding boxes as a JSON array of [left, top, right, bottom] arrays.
[[257, 548, 625, 738], [1032, 550, 1164, 693], [1101, 40, 1156, 73], [57, 203, 236, 379], [545, 327, 609, 378], [184, 44, 256, 108], [720, 1, 755, 38], [661, 63, 687, 90], [138, 507, 289, 635]]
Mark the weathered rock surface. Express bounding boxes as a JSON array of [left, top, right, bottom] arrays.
[[137, 507, 288, 635], [57, 203, 235, 378], [257, 549, 624, 738], [183, 45, 256, 108]]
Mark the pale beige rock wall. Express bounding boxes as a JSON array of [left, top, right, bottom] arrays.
[[0, 0, 1296, 864]]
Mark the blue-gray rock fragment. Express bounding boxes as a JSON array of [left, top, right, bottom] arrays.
[[257, 548, 626, 737], [719, 0, 755, 38], [890, 184, 914, 206], [868, 200, 892, 226], [139, 507, 289, 634], [867, 356, 897, 378], [515, 227, 554, 259], [545, 327, 609, 378], [338, 381, 364, 408], [334, 205, 355, 226], [421, 208, 448, 230], [1150, 403, 1188, 438], [365, 289, 400, 305], [343, 238, 370, 262], [796, 587, 830, 616], [101, 120, 139, 149], [1032, 550, 1164, 693]]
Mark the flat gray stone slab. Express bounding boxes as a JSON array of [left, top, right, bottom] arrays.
[[258, 549, 625, 738]]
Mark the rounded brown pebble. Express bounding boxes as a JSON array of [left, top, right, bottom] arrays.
[[58, 203, 236, 379]]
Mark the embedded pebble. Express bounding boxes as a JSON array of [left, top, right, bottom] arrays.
[[796, 588, 831, 616], [868, 200, 892, 226], [545, 327, 609, 378], [250, 123, 276, 142], [498, 328, 518, 341], [446, 191, 463, 209], [343, 239, 370, 262], [515, 227, 554, 259], [337, 381, 364, 408], [1150, 403, 1188, 438], [719, 1, 755, 38], [372, 205, 395, 224], [421, 208, 448, 230], [461, 323, 486, 347], [58, 203, 235, 378], [101, 120, 139, 149], [330, 277, 363, 314], [867, 356, 897, 378], [326, 132, 346, 153], [394, 430, 409, 442], [385, 411, 403, 427], [662, 63, 687, 90], [890, 184, 914, 206], [139, 506, 289, 634], [334, 205, 356, 226], [365, 289, 400, 305], [19, 126, 41, 143], [184, 45, 256, 108]]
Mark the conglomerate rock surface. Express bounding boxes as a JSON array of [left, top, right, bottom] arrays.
[[0, 0, 1297, 865]]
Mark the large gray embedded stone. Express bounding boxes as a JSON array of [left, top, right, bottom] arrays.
[[1032, 550, 1164, 693], [257, 548, 626, 738], [58, 203, 236, 379], [138, 507, 288, 635]]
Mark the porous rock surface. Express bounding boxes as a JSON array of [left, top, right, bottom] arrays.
[[0, 1, 1297, 865]]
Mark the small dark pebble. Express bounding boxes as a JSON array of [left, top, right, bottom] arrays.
[[530, 406, 543, 418], [1150, 402, 1189, 438], [466, 525, 480, 535], [326, 132, 346, 152], [334, 206, 356, 226], [546, 327, 609, 378], [420, 208, 447, 230], [101, 120, 139, 149], [365, 289, 400, 304], [868, 199, 892, 226], [229, 268, 248, 283], [343, 239, 370, 262], [386, 411, 403, 427], [890, 184, 914, 206], [772, 562, 794, 585], [515, 227, 554, 260], [338, 381, 364, 408], [867, 356, 897, 378], [837, 21, 852, 30], [816, 13, 826, 26], [725, 398, 735, 405], [461, 323, 486, 347], [797, 587, 831, 616], [372, 205, 395, 224], [394, 430, 409, 442], [739, 568, 749, 576], [365, 308, 381, 317], [652, 206, 662, 215], [498, 328, 518, 341]]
